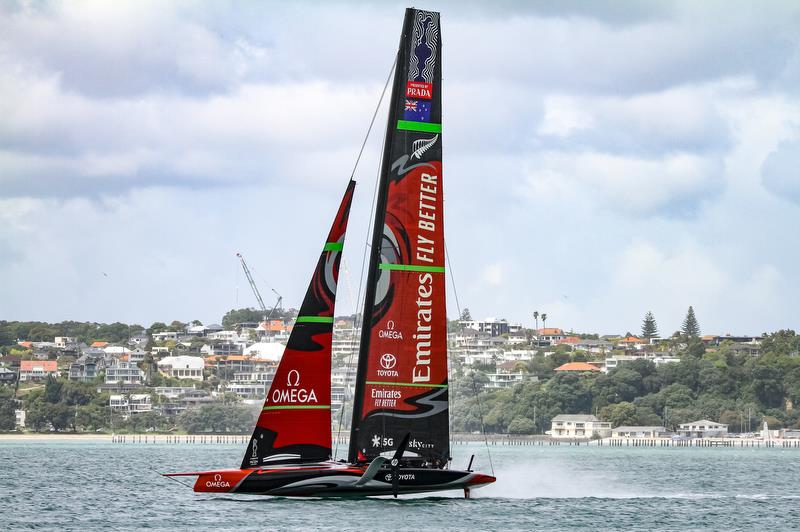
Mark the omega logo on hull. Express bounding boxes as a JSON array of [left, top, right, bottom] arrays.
[[205, 473, 231, 489]]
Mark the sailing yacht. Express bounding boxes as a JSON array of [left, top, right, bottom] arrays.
[[165, 7, 496, 498]]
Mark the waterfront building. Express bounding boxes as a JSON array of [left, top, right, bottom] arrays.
[[536, 328, 566, 346], [227, 382, 267, 401], [243, 341, 285, 362], [68, 355, 98, 381], [215, 355, 254, 374], [612, 426, 671, 438], [603, 353, 680, 373], [485, 361, 537, 389], [105, 361, 145, 385], [550, 414, 612, 439], [104, 346, 130, 356], [19, 360, 59, 381], [54, 336, 76, 348], [129, 394, 152, 413], [331, 385, 347, 413], [506, 330, 529, 345], [575, 339, 614, 354], [0, 367, 17, 383], [15, 409, 25, 428], [128, 349, 148, 364], [460, 317, 511, 337], [554, 362, 602, 373], [157, 355, 204, 381], [154, 386, 199, 400], [109, 393, 152, 416], [678, 419, 729, 438]]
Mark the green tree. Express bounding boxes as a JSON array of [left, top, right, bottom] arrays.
[[599, 402, 639, 427], [507, 416, 536, 434], [682, 306, 700, 337], [641, 311, 658, 339], [76, 404, 107, 431], [751, 364, 784, 408], [43, 376, 63, 404], [147, 322, 169, 335], [460, 308, 472, 321], [222, 308, 266, 329], [0, 394, 17, 431]]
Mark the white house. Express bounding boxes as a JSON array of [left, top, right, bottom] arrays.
[[19, 360, 59, 381], [110, 393, 152, 415], [244, 342, 285, 362], [54, 336, 76, 348], [678, 420, 728, 438], [550, 414, 612, 439], [157, 355, 204, 381], [485, 362, 536, 389], [104, 346, 130, 356], [105, 361, 144, 385], [15, 409, 25, 428], [612, 426, 670, 438]]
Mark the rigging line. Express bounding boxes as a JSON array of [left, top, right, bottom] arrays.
[[334, 53, 397, 459], [472, 378, 495, 477], [348, 52, 399, 182], [446, 241, 494, 475], [152, 469, 194, 490]]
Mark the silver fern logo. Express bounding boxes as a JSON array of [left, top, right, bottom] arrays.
[[411, 135, 438, 160]]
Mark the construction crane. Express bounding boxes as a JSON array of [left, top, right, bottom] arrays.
[[236, 252, 283, 322]]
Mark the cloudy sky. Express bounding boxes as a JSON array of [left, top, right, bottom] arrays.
[[1, 0, 798, 336]]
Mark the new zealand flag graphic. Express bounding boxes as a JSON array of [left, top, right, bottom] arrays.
[[403, 98, 431, 122]]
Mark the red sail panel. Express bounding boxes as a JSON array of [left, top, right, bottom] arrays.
[[242, 180, 355, 468], [350, 9, 448, 465]]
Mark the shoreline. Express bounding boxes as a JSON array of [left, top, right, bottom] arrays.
[[2, 432, 798, 448]]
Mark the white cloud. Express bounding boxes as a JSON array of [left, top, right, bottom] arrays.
[[481, 262, 506, 286], [1, 0, 799, 334], [520, 150, 723, 217], [761, 139, 800, 205]]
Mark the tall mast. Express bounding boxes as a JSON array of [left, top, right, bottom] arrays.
[[348, 11, 413, 464]]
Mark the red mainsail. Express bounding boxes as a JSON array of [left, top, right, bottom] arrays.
[[349, 9, 449, 465]]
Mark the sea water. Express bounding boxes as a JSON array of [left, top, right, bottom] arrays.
[[2, 440, 799, 531]]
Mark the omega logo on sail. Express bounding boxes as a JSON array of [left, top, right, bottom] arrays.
[[271, 369, 317, 404], [378, 320, 403, 340]]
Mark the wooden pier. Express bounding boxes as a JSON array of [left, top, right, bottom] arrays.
[[110, 433, 800, 449]]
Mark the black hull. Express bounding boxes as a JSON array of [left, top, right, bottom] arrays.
[[169, 463, 495, 498]]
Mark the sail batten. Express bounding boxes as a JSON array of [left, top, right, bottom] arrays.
[[349, 8, 448, 466]]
